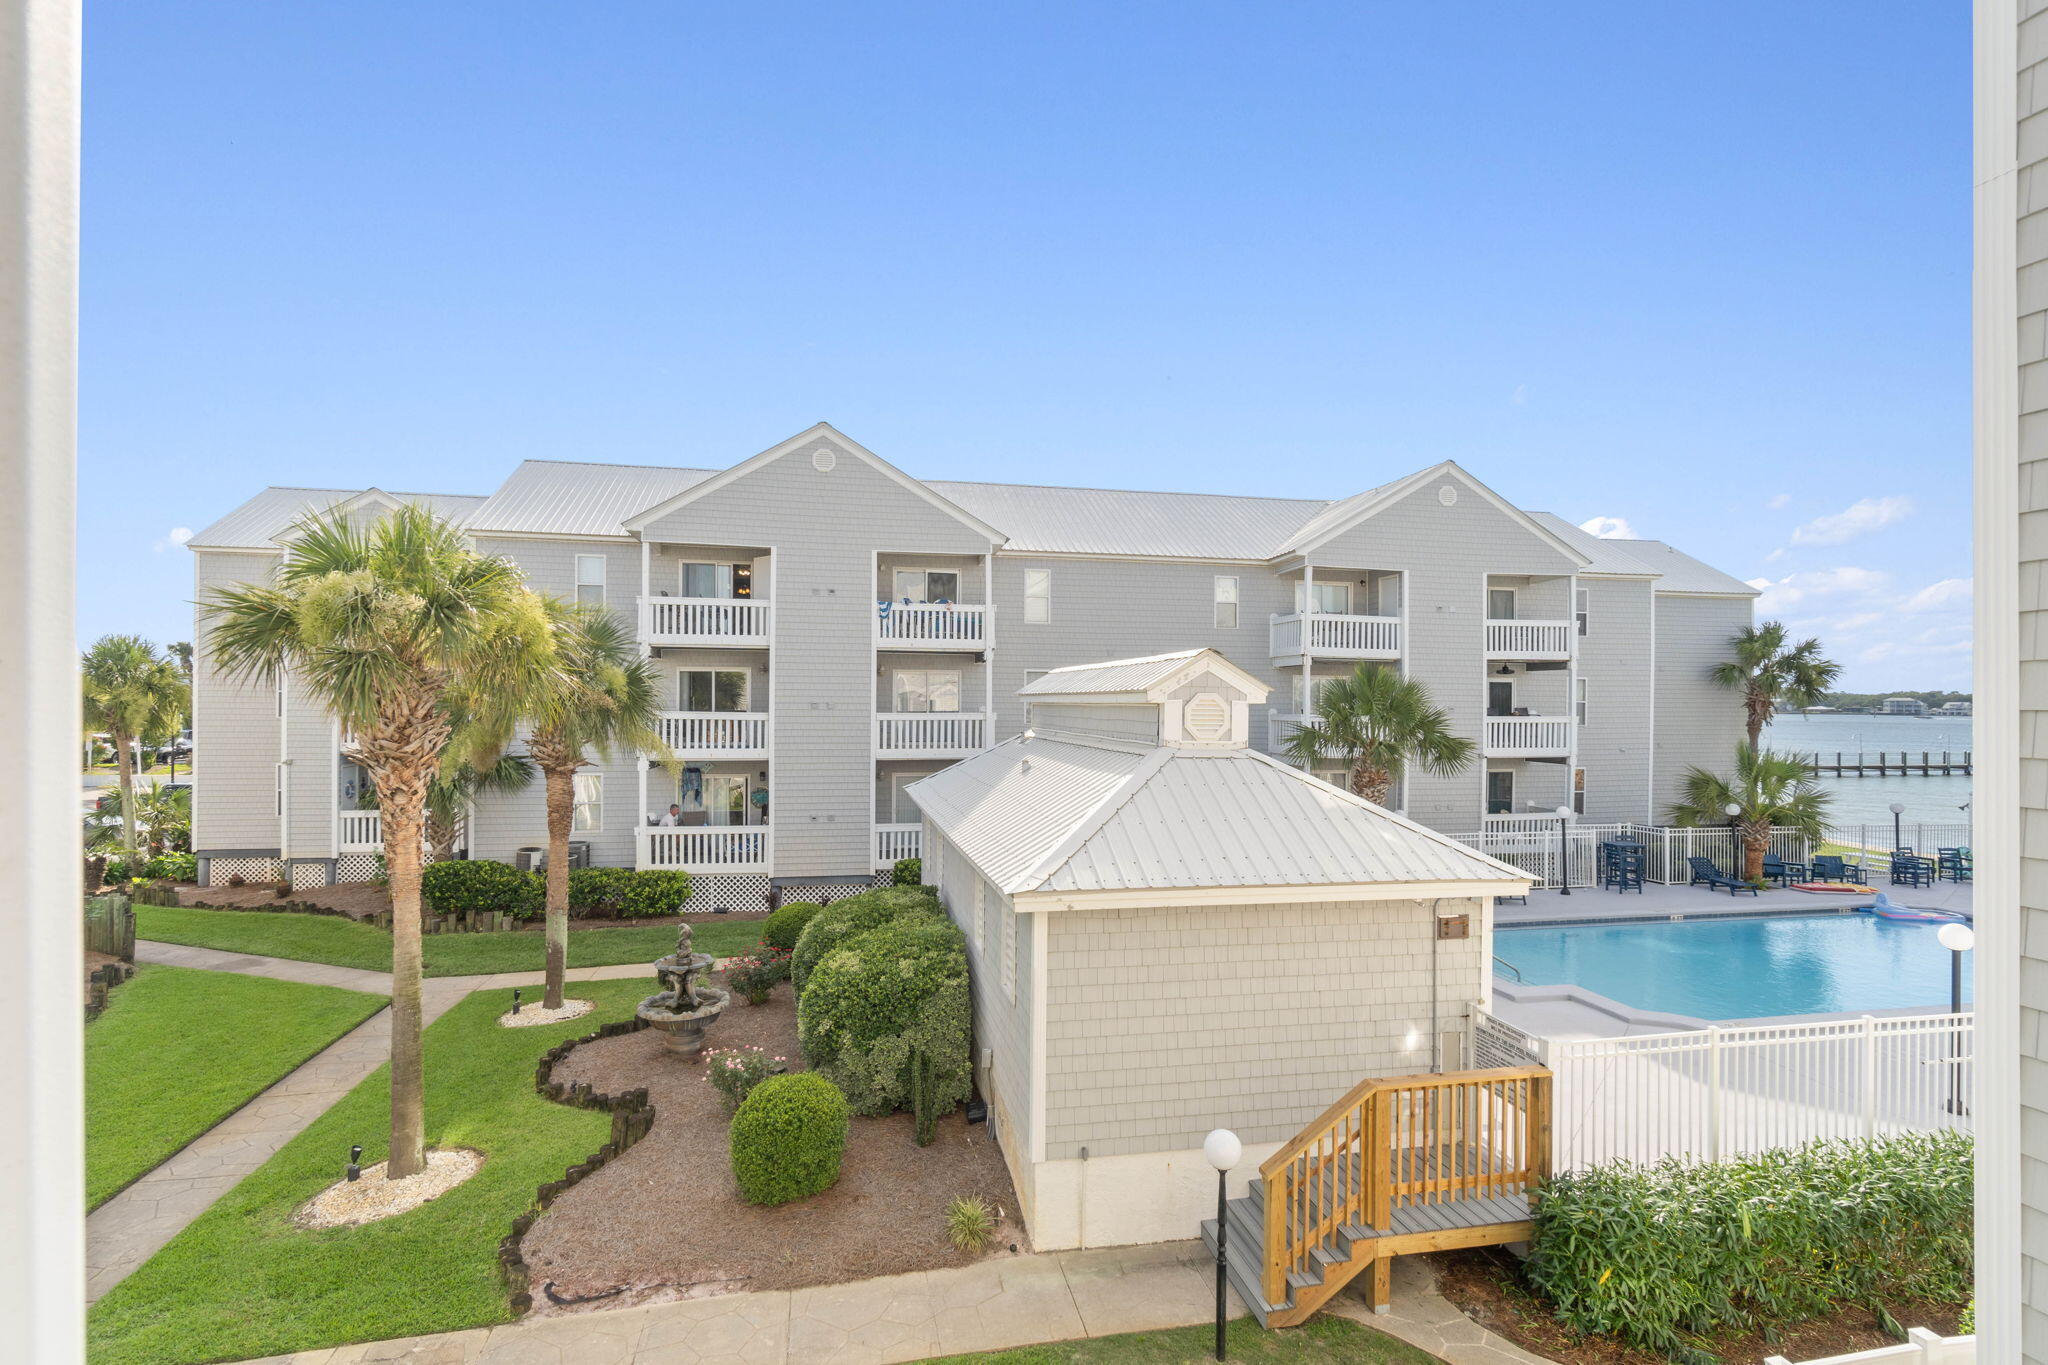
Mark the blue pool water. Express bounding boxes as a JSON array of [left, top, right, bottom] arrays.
[[1495, 913, 1973, 1021]]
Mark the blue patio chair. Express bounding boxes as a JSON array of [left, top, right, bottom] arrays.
[[1687, 856, 1759, 896], [1810, 854, 1865, 883], [1760, 855, 1807, 887], [1891, 852, 1935, 888]]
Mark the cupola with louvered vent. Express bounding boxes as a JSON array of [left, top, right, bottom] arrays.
[[1015, 647, 1268, 749]]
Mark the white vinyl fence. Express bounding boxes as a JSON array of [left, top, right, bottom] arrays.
[[1476, 1010, 1972, 1173], [1822, 822, 1972, 876], [1765, 1327, 1974, 1365], [1453, 822, 1813, 890]]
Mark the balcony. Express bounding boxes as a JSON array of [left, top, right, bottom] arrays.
[[1269, 613, 1401, 662], [654, 711, 769, 760], [1484, 715, 1573, 758], [639, 597, 770, 648], [339, 809, 381, 852], [875, 823, 922, 870], [874, 712, 988, 759], [876, 602, 988, 650], [1484, 619, 1572, 661], [637, 825, 771, 872]]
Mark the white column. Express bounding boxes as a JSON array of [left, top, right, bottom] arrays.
[[638, 537, 651, 656], [982, 553, 994, 731], [0, 0, 84, 1356]]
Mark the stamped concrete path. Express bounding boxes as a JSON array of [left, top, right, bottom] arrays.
[[88, 944, 656, 1304], [223, 1241, 1549, 1365]]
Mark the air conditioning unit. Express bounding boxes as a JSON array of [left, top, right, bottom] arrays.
[[567, 841, 592, 869], [514, 846, 544, 873]]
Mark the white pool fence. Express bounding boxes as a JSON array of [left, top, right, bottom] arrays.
[[1472, 1009, 1972, 1173], [1764, 1327, 1974, 1365], [1453, 821, 1816, 890]]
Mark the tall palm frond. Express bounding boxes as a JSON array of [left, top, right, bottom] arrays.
[[1711, 621, 1841, 749], [81, 635, 187, 858], [1282, 663, 1475, 807], [1669, 743, 1833, 880]]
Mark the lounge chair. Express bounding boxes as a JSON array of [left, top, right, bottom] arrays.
[[1687, 856, 1760, 896], [1809, 854, 1865, 883]]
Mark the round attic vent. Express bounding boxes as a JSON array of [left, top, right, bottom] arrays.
[[1437, 484, 1458, 506], [1183, 692, 1231, 741], [812, 448, 837, 472]]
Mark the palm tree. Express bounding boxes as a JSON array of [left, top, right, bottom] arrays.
[[81, 635, 187, 861], [87, 781, 192, 859], [423, 753, 535, 864], [1712, 621, 1841, 750], [477, 602, 669, 1009], [1283, 664, 1476, 807], [1669, 744, 1832, 882], [205, 504, 556, 1178]]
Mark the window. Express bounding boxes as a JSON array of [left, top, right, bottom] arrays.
[[1023, 569, 1051, 623], [1487, 679, 1514, 718], [1298, 581, 1352, 614], [1487, 587, 1516, 620], [1213, 576, 1239, 630], [575, 554, 605, 607], [1485, 769, 1515, 816], [1575, 587, 1590, 637], [889, 774, 927, 824], [680, 562, 748, 599], [892, 568, 960, 602], [1572, 767, 1587, 816], [678, 669, 748, 713], [1575, 678, 1588, 725], [894, 669, 961, 713], [1293, 675, 1337, 714], [1001, 898, 1018, 1000], [573, 773, 602, 831]]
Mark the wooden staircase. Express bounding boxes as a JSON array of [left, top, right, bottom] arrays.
[[1200, 1065, 1551, 1327]]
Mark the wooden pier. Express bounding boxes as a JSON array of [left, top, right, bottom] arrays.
[[1802, 750, 1972, 777]]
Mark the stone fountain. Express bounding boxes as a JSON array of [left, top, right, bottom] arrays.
[[635, 921, 729, 1057]]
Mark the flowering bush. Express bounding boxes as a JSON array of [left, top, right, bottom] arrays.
[[705, 1044, 787, 1110], [725, 948, 792, 1005]]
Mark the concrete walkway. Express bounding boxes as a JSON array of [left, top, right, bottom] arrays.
[[89, 944, 662, 1304], [221, 1242, 1550, 1364]]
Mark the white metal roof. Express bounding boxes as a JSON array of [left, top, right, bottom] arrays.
[[1017, 649, 1212, 697], [188, 487, 488, 549], [466, 460, 718, 538], [1524, 512, 1660, 576], [1609, 538, 1760, 596], [927, 479, 1328, 560], [910, 733, 1528, 900]]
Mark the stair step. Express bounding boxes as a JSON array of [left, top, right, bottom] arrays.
[[1199, 1219, 1284, 1328]]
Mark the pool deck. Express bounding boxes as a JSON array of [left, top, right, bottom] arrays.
[[1489, 879, 1974, 1041]]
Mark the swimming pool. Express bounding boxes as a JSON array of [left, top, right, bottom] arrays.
[[1494, 913, 1972, 1021]]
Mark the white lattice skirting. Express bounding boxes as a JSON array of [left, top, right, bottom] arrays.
[[206, 856, 283, 887], [336, 852, 384, 882], [679, 874, 772, 915]]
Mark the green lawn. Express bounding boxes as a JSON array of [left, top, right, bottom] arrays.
[[87, 965, 387, 1211], [134, 905, 763, 976], [921, 1317, 1440, 1363], [88, 978, 648, 1365]]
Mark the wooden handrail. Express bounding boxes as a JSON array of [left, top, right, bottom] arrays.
[[1258, 1066, 1551, 1307]]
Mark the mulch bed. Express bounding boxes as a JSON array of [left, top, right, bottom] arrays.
[[1431, 1247, 1969, 1365], [519, 973, 1020, 1311], [179, 880, 394, 919]]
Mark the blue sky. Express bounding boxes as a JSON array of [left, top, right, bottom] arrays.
[[82, 3, 1969, 690]]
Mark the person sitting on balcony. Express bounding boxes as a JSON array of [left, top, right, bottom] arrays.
[[654, 803, 682, 827]]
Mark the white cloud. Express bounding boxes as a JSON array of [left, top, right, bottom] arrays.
[[1788, 496, 1913, 547], [1509, 384, 1527, 406], [152, 526, 194, 554], [1766, 493, 1791, 510], [1578, 515, 1636, 540], [1901, 577, 1971, 613], [1748, 566, 1889, 614], [1753, 567, 1973, 690]]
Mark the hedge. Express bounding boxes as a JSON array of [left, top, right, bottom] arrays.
[[106, 852, 198, 884], [568, 867, 692, 919], [788, 886, 942, 995], [796, 916, 971, 1118], [729, 1072, 848, 1206], [1525, 1130, 1973, 1362], [761, 901, 823, 953], [420, 860, 543, 919], [891, 857, 922, 887]]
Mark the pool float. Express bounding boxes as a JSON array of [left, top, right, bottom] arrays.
[[1790, 881, 1877, 894], [1866, 893, 1970, 923]]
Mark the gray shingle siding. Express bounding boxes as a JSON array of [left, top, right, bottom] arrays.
[[191, 551, 283, 852], [1648, 594, 1750, 822], [930, 826, 1034, 1166], [1576, 577, 1655, 821]]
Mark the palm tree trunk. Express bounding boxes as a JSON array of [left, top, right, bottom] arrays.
[[1351, 762, 1394, 808], [113, 727, 140, 863], [1742, 827, 1767, 882], [1745, 691, 1767, 751], [542, 763, 574, 1010], [382, 796, 429, 1178], [425, 811, 457, 864]]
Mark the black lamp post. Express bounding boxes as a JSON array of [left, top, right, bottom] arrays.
[[1724, 802, 1742, 879], [1204, 1128, 1242, 1361], [1890, 801, 1906, 853], [1938, 922, 1973, 1116], [1554, 805, 1573, 896]]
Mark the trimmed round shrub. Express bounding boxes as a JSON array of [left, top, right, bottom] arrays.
[[420, 859, 543, 919], [891, 856, 922, 887], [789, 886, 943, 995], [796, 917, 971, 1117], [761, 901, 823, 952], [729, 1072, 848, 1206]]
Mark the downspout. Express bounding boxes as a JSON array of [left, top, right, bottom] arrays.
[[1429, 897, 1443, 1074]]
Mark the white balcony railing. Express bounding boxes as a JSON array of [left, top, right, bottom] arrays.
[[339, 809, 382, 851], [1484, 619, 1572, 660], [1484, 715, 1573, 757], [637, 825, 771, 872], [639, 597, 770, 647], [876, 601, 988, 648], [874, 711, 987, 759], [1269, 613, 1401, 660], [654, 711, 769, 758], [875, 823, 922, 869]]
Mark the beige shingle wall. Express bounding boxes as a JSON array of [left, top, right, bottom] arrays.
[[1042, 897, 1485, 1160], [930, 826, 1035, 1167], [191, 550, 283, 852]]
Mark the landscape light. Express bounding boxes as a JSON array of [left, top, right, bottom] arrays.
[[1203, 1129, 1242, 1361]]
